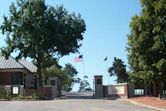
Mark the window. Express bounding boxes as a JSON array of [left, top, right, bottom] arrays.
[[12, 72, 23, 85], [97, 79, 102, 84], [50, 80, 56, 86], [25, 75, 37, 89]]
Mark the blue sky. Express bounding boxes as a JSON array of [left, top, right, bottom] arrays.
[[0, 0, 141, 91]]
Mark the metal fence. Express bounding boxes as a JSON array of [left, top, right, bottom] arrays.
[[134, 89, 144, 96]]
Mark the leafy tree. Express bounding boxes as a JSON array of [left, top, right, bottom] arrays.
[[0, 0, 86, 86], [44, 65, 67, 86], [127, 0, 166, 96], [63, 63, 78, 92], [78, 75, 90, 92], [108, 57, 128, 83], [44, 63, 78, 92]]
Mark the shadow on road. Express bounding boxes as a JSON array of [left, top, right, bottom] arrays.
[[61, 92, 94, 99], [61, 92, 122, 100]]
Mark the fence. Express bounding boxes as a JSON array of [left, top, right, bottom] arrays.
[[134, 89, 144, 96]]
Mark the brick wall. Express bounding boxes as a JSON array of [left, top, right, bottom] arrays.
[[25, 87, 52, 98], [25, 89, 37, 96], [38, 87, 52, 98]]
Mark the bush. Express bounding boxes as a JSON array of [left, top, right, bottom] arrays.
[[36, 93, 47, 100], [0, 88, 11, 100]]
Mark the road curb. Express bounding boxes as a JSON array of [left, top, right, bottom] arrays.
[[127, 99, 166, 111]]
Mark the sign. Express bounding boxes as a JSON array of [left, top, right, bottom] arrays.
[[12, 86, 19, 94], [108, 85, 125, 95], [25, 75, 37, 89]]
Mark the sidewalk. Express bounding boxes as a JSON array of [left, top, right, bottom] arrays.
[[128, 96, 166, 111]]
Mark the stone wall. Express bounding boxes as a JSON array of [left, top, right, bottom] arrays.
[[107, 83, 128, 98], [25, 87, 52, 98]]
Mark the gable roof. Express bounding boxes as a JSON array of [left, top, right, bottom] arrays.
[[19, 60, 37, 73], [0, 56, 37, 73], [0, 57, 24, 69]]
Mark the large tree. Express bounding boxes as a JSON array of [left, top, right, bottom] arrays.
[[108, 57, 128, 83], [0, 0, 86, 86], [127, 0, 166, 96]]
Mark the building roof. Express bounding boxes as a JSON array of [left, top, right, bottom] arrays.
[[0, 56, 37, 73], [19, 60, 37, 73], [0, 57, 24, 69]]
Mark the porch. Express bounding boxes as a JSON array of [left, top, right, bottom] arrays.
[[0, 71, 25, 95]]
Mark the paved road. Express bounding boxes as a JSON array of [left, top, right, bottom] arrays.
[[63, 91, 94, 99], [0, 99, 157, 111]]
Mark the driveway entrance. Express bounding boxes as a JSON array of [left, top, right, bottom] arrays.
[[0, 99, 156, 111]]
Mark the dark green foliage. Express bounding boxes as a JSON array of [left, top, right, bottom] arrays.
[[127, 0, 166, 97], [108, 57, 128, 83], [0, 88, 11, 100], [127, 0, 166, 84], [0, 0, 86, 86]]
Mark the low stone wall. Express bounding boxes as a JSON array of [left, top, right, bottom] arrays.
[[38, 87, 52, 98], [103, 83, 134, 98], [0, 85, 12, 93], [25, 89, 36, 96], [0, 85, 57, 99], [25, 87, 52, 98], [0, 85, 24, 95]]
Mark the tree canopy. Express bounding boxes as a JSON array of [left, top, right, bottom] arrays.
[[127, 0, 166, 86], [0, 0, 86, 86], [108, 57, 128, 83]]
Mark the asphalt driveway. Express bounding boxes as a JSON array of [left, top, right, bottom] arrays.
[[0, 99, 157, 111]]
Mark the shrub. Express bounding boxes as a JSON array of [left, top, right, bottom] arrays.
[[0, 88, 11, 100]]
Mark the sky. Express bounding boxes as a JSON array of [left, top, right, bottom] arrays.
[[0, 0, 141, 91]]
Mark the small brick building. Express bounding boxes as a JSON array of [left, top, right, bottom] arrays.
[[0, 56, 61, 98], [0, 56, 37, 95]]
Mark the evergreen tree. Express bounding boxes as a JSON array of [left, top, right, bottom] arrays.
[[108, 57, 128, 83]]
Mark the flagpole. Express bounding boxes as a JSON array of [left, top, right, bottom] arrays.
[[83, 57, 85, 76], [106, 59, 109, 85], [104, 57, 109, 85]]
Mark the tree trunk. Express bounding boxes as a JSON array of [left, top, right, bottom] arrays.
[[37, 55, 43, 87], [37, 65, 43, 87], [152, 81, 158, 97], [159, 82, 164, 99], [144, 81, 147, 96]]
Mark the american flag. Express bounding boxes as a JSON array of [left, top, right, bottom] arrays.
[[74, 55, 83, 63]]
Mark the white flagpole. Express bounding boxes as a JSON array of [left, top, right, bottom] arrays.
[[106, 59, 109, 85], [104, 57, 109, 85], [83, 57, 85, 76]]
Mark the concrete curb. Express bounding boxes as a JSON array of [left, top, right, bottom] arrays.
[[127, 99, 166, 111]]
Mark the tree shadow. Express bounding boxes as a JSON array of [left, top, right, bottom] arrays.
[[61, 92, 94, 99]]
